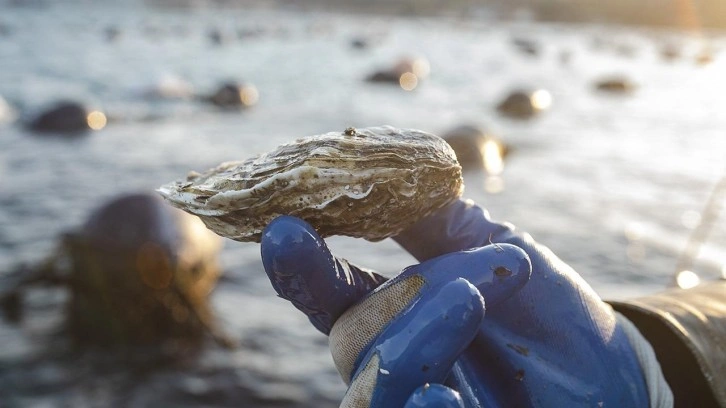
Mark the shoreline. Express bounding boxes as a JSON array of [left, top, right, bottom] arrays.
[[141, 0, 726, 31]]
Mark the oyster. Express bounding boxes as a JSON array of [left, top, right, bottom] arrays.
[[158, 126, 463, 242]]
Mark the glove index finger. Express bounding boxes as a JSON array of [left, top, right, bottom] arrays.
[[261, 216, 386, 334]]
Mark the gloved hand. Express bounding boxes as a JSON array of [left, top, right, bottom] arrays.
[[261, 199, 665, 407]]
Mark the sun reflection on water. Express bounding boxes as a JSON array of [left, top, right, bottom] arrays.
[[481, 138, 504, 176]]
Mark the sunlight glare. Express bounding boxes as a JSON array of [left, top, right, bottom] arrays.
[[481, 138, 504, 175]]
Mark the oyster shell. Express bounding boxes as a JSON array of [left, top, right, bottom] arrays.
[[158, 126, 463, 242]]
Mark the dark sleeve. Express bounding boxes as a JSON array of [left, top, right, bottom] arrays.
[[609, 281, 726, 408]]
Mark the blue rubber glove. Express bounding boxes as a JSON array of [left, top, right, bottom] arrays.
[[261, 199, 651, 407], [404, 384, 465, 408]]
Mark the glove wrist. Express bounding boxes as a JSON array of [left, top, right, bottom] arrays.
[[615, 311, 674, 408]]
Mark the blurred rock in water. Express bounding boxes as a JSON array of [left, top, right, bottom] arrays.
[[0, 290, 22, 323], [594, 76, 637, 94], [208, 27, 235, 46], [350, 36, 370, 50], [442, 124, 509, 175], [0, 190, 337, 406], [207, 81, 259, 109], [104, 25, 122, 42], [63, 192, 225, 349], [27, 100, 107, 134], [660, 43, 681, 62], [496, 89, 551, 120], [695, 49, 715, 66], [511, 36, 539, 57], [365, 56, 430, 91]]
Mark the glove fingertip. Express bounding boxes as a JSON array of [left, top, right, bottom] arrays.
[[260, 216, 336, 319], [261, 216, 384, 334], [261, 215, 324, 267]]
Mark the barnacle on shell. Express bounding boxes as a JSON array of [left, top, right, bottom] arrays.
[[158, 126, 463, 242]]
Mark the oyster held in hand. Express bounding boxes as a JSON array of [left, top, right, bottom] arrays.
[[158, 126, 463, 242]]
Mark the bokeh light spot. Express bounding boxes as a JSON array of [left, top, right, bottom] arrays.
[[239, 85, 259, 107], [87, 110, 107, 130], [399, 72, 418, 91], [681, 210, 701, 229], [675, 270, 700, 289], [531, 89, 552, 110], [411, 58, 430, 79]]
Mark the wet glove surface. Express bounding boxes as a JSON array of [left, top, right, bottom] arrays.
[[261, 199, 650, 407]]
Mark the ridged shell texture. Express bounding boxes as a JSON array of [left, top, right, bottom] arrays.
[[158, 126, 463, 242]]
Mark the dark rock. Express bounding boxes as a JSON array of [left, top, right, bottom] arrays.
[[64, 192, 224, 348], [594, 77, 636, 93], [511, 37, 539, 57], [366, 70, 400, 83], [695, 50, 714, 66], [496, 89, 549, 119], [660, 44, 680, 62], [442, 125, 508, 174], [207, 82, 259, 108], [27, 101, 93, 133], [1, 291, 23, 323], [208, 27, 234, 45], [365, 57, 429, 90], [104, 25, 121, 42], [350, 37, 369, 50]]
